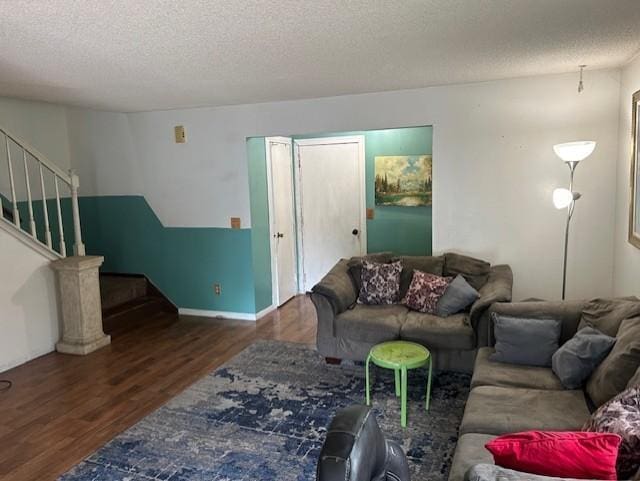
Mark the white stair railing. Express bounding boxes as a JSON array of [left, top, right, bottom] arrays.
[[1, 125, 85, 258]]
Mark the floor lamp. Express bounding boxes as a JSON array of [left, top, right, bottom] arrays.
[[552, 141, 596, 300]]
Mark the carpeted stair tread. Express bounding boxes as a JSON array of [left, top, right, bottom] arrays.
[[100, 275, 148, 310]]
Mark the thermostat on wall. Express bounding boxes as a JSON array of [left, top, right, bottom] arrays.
[[174, 125, 186, 143]]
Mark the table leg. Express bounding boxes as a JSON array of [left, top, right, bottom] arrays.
[[365, 354, 371, 406], [401, 366, 407, 428], [394, 368, 400, 397], [425, 356, 433, 411]]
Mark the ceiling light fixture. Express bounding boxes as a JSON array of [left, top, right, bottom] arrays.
[[578, 65, 586, 93]]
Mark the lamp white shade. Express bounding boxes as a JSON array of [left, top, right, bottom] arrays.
[[553, 188, 574, 209], [553, 141, 596, 162]]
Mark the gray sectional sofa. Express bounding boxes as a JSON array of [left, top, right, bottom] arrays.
[[449, 299, 640, 481], [310, 252, 513, 372]]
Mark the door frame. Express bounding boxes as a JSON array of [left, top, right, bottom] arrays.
[[265, 136, 298, 306], [293, 135, 367, 291]]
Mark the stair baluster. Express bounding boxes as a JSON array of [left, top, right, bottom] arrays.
[[22, 148, 37, 237], [1, 125, 83, 258]]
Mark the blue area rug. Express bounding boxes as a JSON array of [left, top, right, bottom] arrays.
[[60, 340, 470, 481]]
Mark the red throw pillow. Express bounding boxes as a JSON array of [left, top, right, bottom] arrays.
[[485, 431, 621, 480]]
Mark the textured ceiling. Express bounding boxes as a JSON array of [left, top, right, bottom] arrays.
[[1, 0, 640, 112]]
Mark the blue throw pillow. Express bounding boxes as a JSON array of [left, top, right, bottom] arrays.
[[552, 327, 616, 389], [435, 274, 479, 317], [490, 314, 562, 367]]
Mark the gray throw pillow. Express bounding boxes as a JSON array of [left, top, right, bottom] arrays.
[[551, 327, 616, 389], [490, 313, 562, 367], [435, 274, 479, 317]]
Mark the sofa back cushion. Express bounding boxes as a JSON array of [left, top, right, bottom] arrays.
[[587, 316, 640, 407], [578, 297, 640, 337], [394, 255, 444, 299], [443, 252, 491, 291], [347, 252, 394, 292]]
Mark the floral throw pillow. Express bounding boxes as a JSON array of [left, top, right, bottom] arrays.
[[402, 270, 451, 314], [583, 384, 640, 479], [357, 260, 402, 305]]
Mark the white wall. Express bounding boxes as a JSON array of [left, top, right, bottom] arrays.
[[613, 55, 640, 296], [0, 227, 60, 372], [68, 69, 621, 301], [0, 97, 71, 170], [0, 97, 71, 372]]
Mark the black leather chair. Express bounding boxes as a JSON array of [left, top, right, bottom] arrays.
[[317, 405, 410, 481]]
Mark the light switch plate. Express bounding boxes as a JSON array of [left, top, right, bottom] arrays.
[[366, 208, 375, 220], [230, 217, 241, 229], [174, 125, 186, 143]]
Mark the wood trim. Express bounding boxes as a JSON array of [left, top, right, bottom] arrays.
[[630, 89, 640, 249]]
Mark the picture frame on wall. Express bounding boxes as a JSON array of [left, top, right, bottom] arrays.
[[630, 89, 640, 249]]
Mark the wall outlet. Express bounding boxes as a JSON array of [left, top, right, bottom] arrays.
[[230, 217, 241, 229], [213, 283, 221, 295]]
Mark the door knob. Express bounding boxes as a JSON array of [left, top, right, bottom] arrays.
[[277, 232, 284, 238], [352, 229, 359, 236]]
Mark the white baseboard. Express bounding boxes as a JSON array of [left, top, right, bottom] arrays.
[[178, 304, 276, 322]]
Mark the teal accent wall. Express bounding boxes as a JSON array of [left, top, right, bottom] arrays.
[[247, 137, 273, 312], [364, 127, 433, 255], [79, 196, 256, 313]]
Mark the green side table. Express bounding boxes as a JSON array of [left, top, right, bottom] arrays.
[[365, 340, 433, 428]]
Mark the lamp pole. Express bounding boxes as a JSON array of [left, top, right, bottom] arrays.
[[553, 141, 594, 301], [561, 161, 578, 300]]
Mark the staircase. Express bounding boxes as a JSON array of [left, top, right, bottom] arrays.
[[1, 124, 85, 259], [100, 274, 177, 334]]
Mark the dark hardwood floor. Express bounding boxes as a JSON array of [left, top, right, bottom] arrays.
[[0, 295, 317, 481]]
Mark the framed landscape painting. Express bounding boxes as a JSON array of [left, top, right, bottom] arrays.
[[374, 155, 432, 207], [630, 89, 640, 249]]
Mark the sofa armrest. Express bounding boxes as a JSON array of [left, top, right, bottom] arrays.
[[470, 265, 513, 347], [311, 259, 357, 315], [488, 299, 587, 346]]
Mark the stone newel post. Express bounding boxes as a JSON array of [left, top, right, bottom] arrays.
[[52, 256, 111, 355]]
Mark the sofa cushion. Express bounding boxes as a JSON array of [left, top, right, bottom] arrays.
[[395, 255, 445, 298], [485, 431, 620, 481], [334, 304, 408, 344], [586, 316, 640, 406], [551, 327, 615, 389], [629, 366, 640, 389], [471, 347, 564, 391], [583, 385, 640, 479], [490, 314, 561, 367], [459, 386, 591, 436], [437, 274, 480, 318], [347, 252, 394, 292], [578, 297, 640, 337], [448, 433, 495, 481], [400, 311, 474, 350], [444, 252, 491, 291], [464, 464, 608, 481], [402, 271, 450, 314], [357, 260, 402, 305]]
